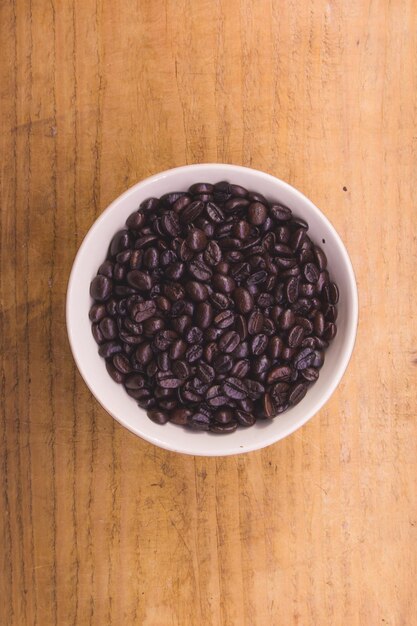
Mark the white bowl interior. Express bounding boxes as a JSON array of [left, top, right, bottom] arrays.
[[66, 164, 358, 456]]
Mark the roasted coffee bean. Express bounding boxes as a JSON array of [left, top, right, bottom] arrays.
[[233, 340, 249, 358], [98, 260, 114, 278], [170, 407, 192, 425], [214, 310, 235, 329], [323, 322, 337, 340], [147, 409, 168, 424], [250, 334, 268, 356], [206, 385, 229, 407], [288, 383, 308, 405], [204, 327, 223, 341], [303, 262, 320, 283], [247, 202, 267, 225], [204, 240, 222, 265], [106, 361, 125, 384], [185, 326, 203, 344], [224, 197, 250, 212], [251, 355, 270, 377], [89, 303, 107, 323], [99, 316, 118, 340], [215, 261, 230, 275], [185, 344, 203, 363], [172, 360, 190, 379], [188, 411, 210, 430], [267, 365, 292, 383], [247, 310, 264, 335], [234, 314, 247, 341], [210, 422, 238, 433], [294, 347, 316, 370], [189, 258, 212, 281], [222, 377, 247, 400], [210, 292, 230, 310], [197, 362, 215, 384], [214, 409, 233, 424], [263, 393, 275, 418], [155, 371, 183, 389], [233, 287, 253, 314], [213, 353, 234, 374], [267, 336, 283, 359], [98, 341, 122, 358], [195, 302, 214, 329], [90, 275, 112, 301], [271, 382, 289, 405], [231, 359, 250, 378], [180, 200, 205, 224], [157, 352, 171, 372], [288, 324, 305, 348], [131, 300, 156, 322], [235, 410, 256, 427], [113, 353, 132, 374], [205, 201, 224, 223], [219, 330, 240, 353], [187, 228, 207, 251], [212, 273, 236, 294], [185, 281, 208, 302]]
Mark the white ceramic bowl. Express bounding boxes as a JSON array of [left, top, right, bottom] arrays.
[[66, 164, 358, 456]]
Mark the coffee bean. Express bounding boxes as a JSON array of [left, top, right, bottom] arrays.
[[172, 360, 190, 379], [214, 409, 233, 424], [213, 354, 234, 374], [267, 336, 283, 359], [288, 324, 305, 348], [210, 292, 230, 310], [222, 377, 247, 400], [230, 359, 250, 378], [251, 334, 268, 356], [206, 385, 229, 407], [180, 200, 205, 224], [203, 240, 222, 266], [248, 202, 268, 225], [267, 365, 292, 383], [155, 371, 183, 389], [210, 422, 238, 433], [233, 287, 253, 314], [185, 344, 203, 363], [323, 322, 337, 341], [170, 408, 191, 425], [147, 409, 168, 424], [294, 347, 316, 370], [195, 302, 213, 329], [219, 330, 240, 353], [184, 281, 207, 302], [212, 273, 236, 294], [214, 310, 235, 329], [288, 382, 308, 405], [235, 410, 256, 427], [247, 310, 264, 335], [188, 258, 212, 281], [90, 275, 112, 301], [187, 228, 207, 251], [185, 326, 203, 344], [303, 262, 320, 283]]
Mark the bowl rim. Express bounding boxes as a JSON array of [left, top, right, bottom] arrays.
[[66, 163, 358, 456]]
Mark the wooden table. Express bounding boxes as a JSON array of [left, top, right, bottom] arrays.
[[1, 1, 416, 624]]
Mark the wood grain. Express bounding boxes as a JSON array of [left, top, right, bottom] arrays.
[[1, 1, 417, 624]]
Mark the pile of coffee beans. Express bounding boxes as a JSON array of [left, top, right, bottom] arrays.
[[89, 181, 339, 433]]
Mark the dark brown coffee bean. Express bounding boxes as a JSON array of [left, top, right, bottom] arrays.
[[222, 377, 247, 400], [188, 411, 210, 430], [185, 326, 203, 344], [263, 393, 275, 418], [303, 262, 320, 283], [233, 340, 249, 358], [267, 365, 292, 383], [90, 275, 112, 301], [169, 338, 187, 360], [98, 316, 118, 340], [313, 311, 325, 336], [89, 303, 107, 323], [233, 287, 253, 314], [106, 361, 125, 384], [267, 336, 283, 360], [271, 382, 289, 406], [210, 292, 230, 310], [134, 234, 158, 248], [172, 360, 190, 379], [156, 352, 171, 372], [210, 422, 238, 434], [289, 383, 308, 405], [214, 409, 233, 424], [231, 359, 250, 378], [153, 330, 178, 352], [219, 330, 240, 353], [251, 355, 271, 377], [212, 273, 236, 294], [143, 317, 165, 336], [294, 347, 316, 370], [279, 308, 296, 332], [195, 302, 214, 329], [233, 220, 251, 239], [98, 341, 122, 358], [248, 202, 268, 225], [316, 270, 330, 294], [185, 344, 203, 363], [125, 373, 146, 390], [186, 228, 207, 251], [206, 385, 229, 407], [214, 310, 235, 329], [215, 261, 230, 275], [213, 354, 234, 374], [323, 322, 337, 341], [189, 258, 212, 281], [98, 260, 114, 278], [206, 201, 225, 223], [250, 334, 268, 356], [224, 197, 250, 212], [301, 367, 319, 382], [235, 410, 255, 427], [247, 310, 264, 335], [281, 347, 295, 361], [180, 200, 205, 224], [204, 240, 222, 266], [155, 371, 183, 389], [170, 408, 192, 425], [288, 324, 305, 348], [131, 300, 156, 322], [197, 362, 215, 384], [147, 409, 168, 424], [185, 281, 208, 302], [314, 245, 327, 270]]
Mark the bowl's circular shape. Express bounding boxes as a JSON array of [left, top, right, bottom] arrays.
[[66, 164, 358, 456]]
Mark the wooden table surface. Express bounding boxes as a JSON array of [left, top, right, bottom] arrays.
[[1, 1, 416, 624]]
